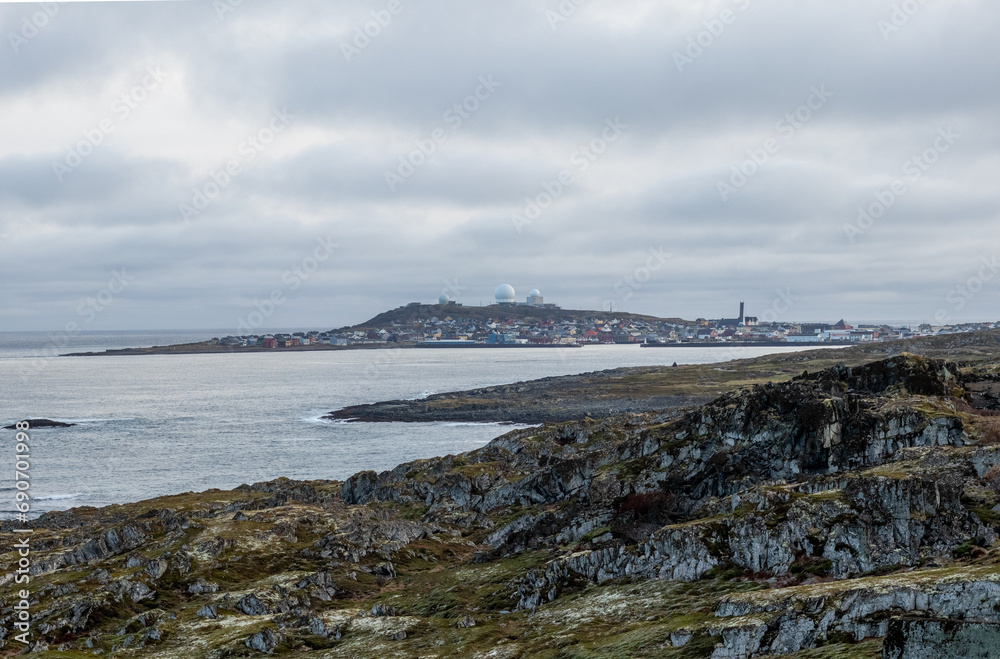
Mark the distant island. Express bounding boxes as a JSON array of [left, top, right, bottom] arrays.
[[61, 295, 1000, 357]]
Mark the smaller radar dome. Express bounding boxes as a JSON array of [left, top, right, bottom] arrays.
[[438, 294, 450, 304], [529, 289, 541, 297]]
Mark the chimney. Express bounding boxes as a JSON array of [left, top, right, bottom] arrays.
[[739, 301, 745, 324]]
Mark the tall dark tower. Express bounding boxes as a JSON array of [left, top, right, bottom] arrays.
[[739, 301, 745, 325]]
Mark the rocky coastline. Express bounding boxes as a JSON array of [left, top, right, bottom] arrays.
[[5, 338, 1000, 656], [325, 331, 1000, 424]]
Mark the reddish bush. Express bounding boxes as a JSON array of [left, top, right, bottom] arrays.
[[616, 490, 677, 519], [980, 419, 1000, 445], [956, 399, 1000, 417], [984, 465, 1000, 492]]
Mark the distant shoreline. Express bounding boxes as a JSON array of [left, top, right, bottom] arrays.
[[60, 340, 823, 357]]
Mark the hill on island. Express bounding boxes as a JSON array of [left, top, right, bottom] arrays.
[[343, 303, 691, 330]]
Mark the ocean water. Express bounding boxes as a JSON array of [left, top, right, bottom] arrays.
[[0, 331, 829, 517]]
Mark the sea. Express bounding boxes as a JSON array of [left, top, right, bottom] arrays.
[[0, 330, 834, 518]]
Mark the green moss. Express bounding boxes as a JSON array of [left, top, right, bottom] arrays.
[[580, 526, 611, 542], [702, 563, 747, 582], [803, 638, 883, 658], [953, 541, 975, 557], [971, 506, 1000, 526], [790, 559, 833, 577]]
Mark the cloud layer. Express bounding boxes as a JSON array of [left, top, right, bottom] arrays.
[[1, 0, 998, 331]]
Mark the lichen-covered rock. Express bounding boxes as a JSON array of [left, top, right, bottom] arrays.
[[883, 617, 1000, 658], [245, 627, 280, 654]]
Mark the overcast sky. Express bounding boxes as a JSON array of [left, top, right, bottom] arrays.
[[1, 0, 997, 331]]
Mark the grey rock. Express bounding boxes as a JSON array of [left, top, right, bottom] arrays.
[[883, 618, 1000, 659], [187, 579, 219, 595], [453, 615, 476, 628], [371, 603, 397, 617], [196, 605, 217, 619], [244, 627, 280, 654], [237, 594, 271, 616]]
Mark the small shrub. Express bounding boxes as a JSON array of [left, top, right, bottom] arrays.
[[790, 558, 833, 576], [981, 418, 1000, 445], [703, 563, 745, 581], [984, 465, 1000, 493], [615, 490, 677, 520], [611, 490, 679, 542]]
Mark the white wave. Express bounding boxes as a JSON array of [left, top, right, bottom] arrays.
[[437, 422, 539, 429], [305, 416, 355, 424], [44, 417, 135, 425], [33, 493, 84, 501], [404, 390, 437, 400]]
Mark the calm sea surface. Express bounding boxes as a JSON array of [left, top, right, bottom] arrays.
[[0, 330, 835, 517]]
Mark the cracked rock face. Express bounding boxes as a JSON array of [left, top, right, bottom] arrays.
[[6, 353, 1000, 657], [883, 618, 1000, 658]]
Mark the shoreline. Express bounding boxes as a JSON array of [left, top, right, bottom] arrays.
[[321, 332, 1000, 424], [60, 339, 842, 357]]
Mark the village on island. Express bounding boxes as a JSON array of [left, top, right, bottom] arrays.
[[208, 285, 1000, 350]]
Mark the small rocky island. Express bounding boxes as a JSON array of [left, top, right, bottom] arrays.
[[3, 419, 76, 430], [5, 338, 1000, 656]]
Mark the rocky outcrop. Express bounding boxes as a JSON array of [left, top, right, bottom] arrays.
[[346, 356, 981, 607], [710, 572, 1000, 656], [883, 618, 1000, 658], [4, 418, 75, 429]]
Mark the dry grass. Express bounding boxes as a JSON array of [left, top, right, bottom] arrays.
[[955, 399, 1000, 417], [978, 418, 1000, 445], [984, 466, 1000, 492]]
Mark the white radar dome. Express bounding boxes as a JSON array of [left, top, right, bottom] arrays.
[[495, 284, 516, 303]]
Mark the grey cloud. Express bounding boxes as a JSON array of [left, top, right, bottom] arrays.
[[1, 0, 998, 330]]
